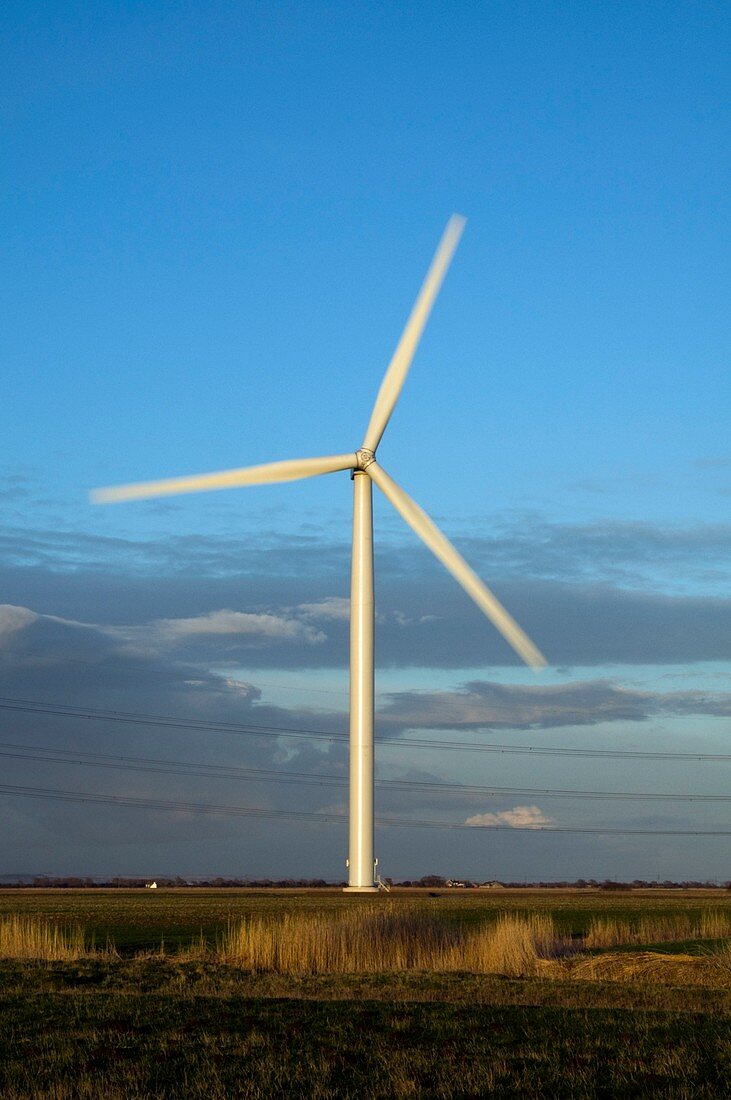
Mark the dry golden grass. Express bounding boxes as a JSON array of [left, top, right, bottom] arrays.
[[566, 949, 731, 987], [4, 905, 728, 987], [213, 906, 731, 982], [585, 909, 731, 947], [215, 907, 570, 977], [699, 910, 731, 938], [444, 912, 566, 977], [710, 940, 731, 975], [0, 915, 87, 960], [218, 908, 454, 973]]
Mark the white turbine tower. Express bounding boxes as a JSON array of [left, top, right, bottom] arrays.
[[92, 216, 546, 892]]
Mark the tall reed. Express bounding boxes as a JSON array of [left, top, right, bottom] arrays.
[[444, 913, 560, 977], [0, 915, 87, 960], [220, 909, 454, 973], [711, 940, 731, 975], [585, 910, 731, 948], [218, 907, 567, 976]]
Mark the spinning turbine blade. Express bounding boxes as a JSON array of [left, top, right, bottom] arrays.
[[367, 461, 547, 668], [363, 214, 466, 452], [87, 216, 550, 892], [91, 453, 357, 504]]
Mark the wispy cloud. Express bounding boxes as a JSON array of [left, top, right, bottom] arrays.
[[379, 678, 731, 732], [153, 609, 326, 645], [4, 549, 731, 667], [0, 605, 39, 638], [6, 604, 731, 735], [6, 512, 731, 589], [0, 603, 727, 878], [296, 597, 350, 621], [0, 474, 33, 502], [464, 805, 553, 828]]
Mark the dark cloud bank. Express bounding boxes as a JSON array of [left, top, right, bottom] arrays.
[[1, 516, 730, 878], [4, 604, 731, 735], [2, 602, 729, 878], [2, 511, 731, 668]]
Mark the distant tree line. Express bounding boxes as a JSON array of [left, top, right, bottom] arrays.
[[10, 876, 339, 889], [397, 876, 730, 890], [1, 875, 727, 889]]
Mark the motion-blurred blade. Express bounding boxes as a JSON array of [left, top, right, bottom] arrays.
[[362, 214, 466, 453], [91, 453, 358, 504], [367, 461, 547, 668]]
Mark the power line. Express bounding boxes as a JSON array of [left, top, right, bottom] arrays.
[[2, 740, 729, 802], [1, 696, 729, 762], [0, 697, 338, 740], [10, 653, 352, 699], [11, 654, 731, 727], [0, 780, 729, 836]]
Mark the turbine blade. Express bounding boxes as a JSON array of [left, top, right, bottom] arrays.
[[362, 214, 466, 452], [367, 461, 547, 668], [91, 453, 357, 504]]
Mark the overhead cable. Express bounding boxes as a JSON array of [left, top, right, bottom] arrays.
[[1, 781, 729, 836], [2, 740, 729, 802], [1, 696, 729, 762]]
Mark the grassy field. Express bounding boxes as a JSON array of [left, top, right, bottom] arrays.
[[0, 888, 729, 1098], [2, 886, 729, 950]]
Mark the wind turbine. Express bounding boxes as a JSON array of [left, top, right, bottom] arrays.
[[91, 215, 546, 892]]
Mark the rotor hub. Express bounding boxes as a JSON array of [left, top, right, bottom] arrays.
[[355, 448, 375, 471]]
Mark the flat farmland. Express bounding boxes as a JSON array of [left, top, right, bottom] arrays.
[[1, 886, 729, 950], [1, 888, 730, 1098]]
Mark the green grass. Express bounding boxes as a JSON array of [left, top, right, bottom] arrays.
[[0, 971, 729, 1098], [1, 887, 729, 951], [1, 889, 729, 1097]]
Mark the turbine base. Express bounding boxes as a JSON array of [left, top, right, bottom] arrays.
[[342, 886, 379, 893]]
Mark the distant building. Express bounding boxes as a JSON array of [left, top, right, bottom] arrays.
[[145, 881, 157, 889]]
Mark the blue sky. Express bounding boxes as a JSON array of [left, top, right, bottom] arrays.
[[1, 1, 730, 881]]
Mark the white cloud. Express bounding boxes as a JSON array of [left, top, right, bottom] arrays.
[[296, 597, 350, 621], [464, 805, 553, 828], [0, 604, 38, 638], [315, 800, 348, 816], [378, 678, 731, 733], [0, 604, 89, 640], [154, 609, 326, 645], [295, 598, 429, 629]]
